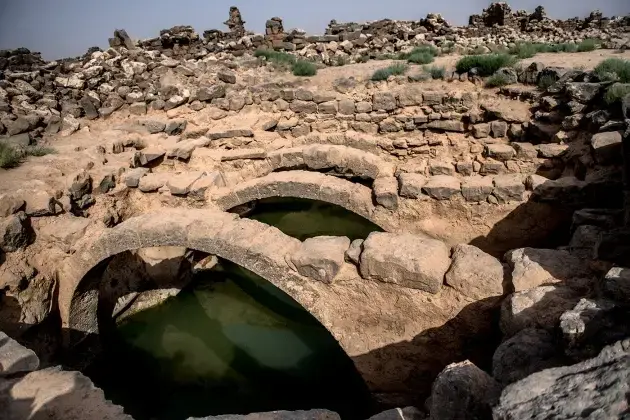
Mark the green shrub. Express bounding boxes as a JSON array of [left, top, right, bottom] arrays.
[[538, 74, 557, 90], [455, 54, 517, 76], [485, 73, 512, 88], [468, 46, 489, 55], [407, 52, 434, 64], [398, 45, 438, 64], [577, 38, 599, 52], [0, 143, 23, 168], [547, 43, 578, 53], [375, 53, 395, 60], [333, 56, 349, 66], [594, 58, 630, 83], [425, 65, 446, 79], [254, 49, 297, 66], [292, 60, 317, 76], [26, 145, 56, 157], [356, 55, 369, 63], [604, 83, 630, 105], [509, 42, 540, 59], [371, 62, 408, 81]]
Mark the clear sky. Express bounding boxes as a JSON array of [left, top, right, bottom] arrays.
[[0, 0, 628, 60]]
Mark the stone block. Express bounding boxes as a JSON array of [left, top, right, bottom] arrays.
[[422, 175, 461, 200], [461, 176, 494, 202], [373, 177, 398, 210], [492, 174, 525, 203], [289, 236, 350, 283]]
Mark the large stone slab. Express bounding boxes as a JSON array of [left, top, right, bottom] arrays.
[[360, 232, 450, 293], [445, 244, 504, 300], [289, 236, 350, 284], [0, 331, 39, 376], [422, 175, 461, 200]]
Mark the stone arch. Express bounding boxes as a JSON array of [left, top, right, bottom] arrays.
[[210, 170, 397, 231]]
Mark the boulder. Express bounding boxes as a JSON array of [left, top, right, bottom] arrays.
[[493, 327, 564, 385], [590, 131, 623, 165], [373, 177, 398, 210], [490, 120, 508, 138], [493, 340, 630, 420], [445, 244, 504, 300], [165, 120, 187, 135], [167, 172, 205, 195], [602, 267, 630, 302], [360, 232, 450, 293], [398, 173, 427, 198], [197, 85, 226, 102], [500, 285, 581, 337], [492, 174, 525, 203], [6, 117, 30, 135], [218, 70, 236, 84], [124, 167, 149, 188], [422, 175, 461, 200], [0, 331, 39, 376], [429, 360, 501, 420], [565, 82, 602, 103], [132, 148, 165, 167], [344, 239, 363, 265], [289, 236, 350, 284], [0, 195, 25, 217], [0, 212, 30, 252], [505, 248, 595, 292], [461, 177, 493, 202], [38, 216, 91, 252], [141, 120, 166, 134], [67, 171, 92, 200], [486, 144, 515, 161], [372, 92, 397, 111]]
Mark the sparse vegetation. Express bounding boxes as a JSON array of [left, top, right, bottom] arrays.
[[407, 52, 434, 65], [371, 62, 408, 81], [356, 55, 369, 63], [334, 56, 349, 66], [254, 49, 297, 66], [26, 145, 56, 157], [455, 54, 517, 76], [398, 45, 438, 65], [468, 46, 489, 55], [292, 60, 317, 76], [425, 65, 446, 79], [0, 143, 22, 169], [485, 73, 512, 87], [577, 38, 599, 52], [594, 58, 630, 83], [604, 83, 630, 105]]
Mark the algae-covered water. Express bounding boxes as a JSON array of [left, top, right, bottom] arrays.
[[86, 198, 381, 419]]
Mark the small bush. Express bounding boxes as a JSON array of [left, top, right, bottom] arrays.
[[254, 49, 297, 66], [26, 145, 56, 157], [292, 60, 317, 76], [594, 58, 630, 83], [538, 74, 557, 90], [468, 46, 489, 55], [577, 38, 599, 52], [485, 73, 511, 88], [356, 55, 369, 63], [604, 83, 630, 105], [0, 143, 23, 169], [509, 42, 540, 59], [371, 62, 408, 81], [398, 45, 438, 64], [407, 52, 434, 65], [548, 43, 578, 53], [425, 65, 446, 79], [375, 53, 395, 60], [334, 56, 349, 66], [455, 54, 517, 76]]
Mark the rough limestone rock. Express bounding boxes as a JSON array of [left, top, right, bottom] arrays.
[[289, 236, 350, 284], [492, 174, 524, 203], [0, 212, 30, 252], [373, 177, 398, 210], [445, 244, 504, 300], [124, 167, 150, 188], [0, 331, 39, 376], [493, 339, 630, 420], [38, 216, 91, 252], [429, 360, 500, 420], [500, 285, 581, 337], [565, 82, 602, 103], [461, 176, 493, 202], [590, 131, 623, 165], [360, 232, 450, 293], [344, 239, 363, 265], [560, 298, 630, 360], [602, 266, 630, 301], [492, 328, 564, 385], [398, 173, 427, 198], [0, 195, 25, 217], [505, 248, 594, 292], [0, 366, 132, 420], [422, 175, 461, 200]]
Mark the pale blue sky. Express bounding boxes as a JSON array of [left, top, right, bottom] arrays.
[[0, 0, 628, 60]]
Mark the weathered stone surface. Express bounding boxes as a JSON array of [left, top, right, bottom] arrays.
[[565, 82, 602, 103], [472, 123, 490, 138], [190, 409, 340, 420], [360, 232, 450, 293], [0, 367, 132, 420], [289, 236, 350, 284], [0, 212, 30, 252], [513, 142, 538, 160], [0, 331, 39, 376], [197, 85, 226, 102], [426, 120, 465, 132], [398, 173, 427, 198], [290, 100, 318, 113], [486, 144, 515, 161], [493, 340, 630, 420], [500, 285, 581, 336], [141, 119, 166, 134], [590, 131, 623, 165], [492, 328, 563, 385], [133, 148, 165, 167], [445, 244, 504, 300], [367, 407, 423, 420], [23, 191, 56, 217], [422, 175, 461, 200], [344, 239, 363, 265], [372, 92, 396, 111], [505, 248, 594, 292], [429, 361, 500, 420], [490, 120, 508, 138], [138, 173, 169, 192], [0, 195, 25, 217], [373, 177, 398, 210], [493, 174, 524, 203], [218, 70, 236, 84], [461, 176, 493, 202], [39, 216, 90, 252], [124, 167, 149, 188], [167, 171, 206, 195], [67, 170, 92, 200], [602, 267, 630, 302]]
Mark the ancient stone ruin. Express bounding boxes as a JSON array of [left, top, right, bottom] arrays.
[[0, 2, 629, 419]]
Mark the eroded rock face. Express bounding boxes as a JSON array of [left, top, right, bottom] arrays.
[[494, 339, 630, 420], [0, 331, 39, 376], [445, 244, 504, 300], [360, 232, 450, 293]]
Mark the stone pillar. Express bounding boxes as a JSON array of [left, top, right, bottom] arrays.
[[224, 6, 246, 36], [265, 17, 286, 49]]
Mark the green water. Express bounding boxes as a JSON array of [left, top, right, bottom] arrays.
[[86, 199, 381, 419]]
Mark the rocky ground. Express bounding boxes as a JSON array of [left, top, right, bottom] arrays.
[[1, 2, 630, 420]]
